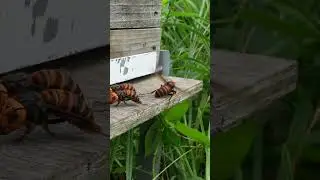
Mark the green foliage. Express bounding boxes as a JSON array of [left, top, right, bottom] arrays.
[[161, 0, 210, 92], [213, 0, 320, 179], [212, 121, 258, 180], [145, 119, 163, 157]]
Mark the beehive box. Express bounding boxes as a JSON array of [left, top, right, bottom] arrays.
[[110, 0, 203, 139], [0, 0, 108, 74], [110, 0, 162, 84]]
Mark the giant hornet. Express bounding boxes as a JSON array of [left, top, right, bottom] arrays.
[[110, 83, 136, 92], [151, 73, 185, 101], [0, 69, 106, 142], [109, 88, 142, 106], [0, 69, 86, 101], [0, 90, 107, 142], [40, 89, 107, 137]]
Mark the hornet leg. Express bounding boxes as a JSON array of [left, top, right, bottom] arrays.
[[42, 121, 56, 137], [168, 90, 177, 102], [14, 122, 35, 142], [47, 117, 67, 124], [66, 116, 95, 134], [115, 101, 121, 106]]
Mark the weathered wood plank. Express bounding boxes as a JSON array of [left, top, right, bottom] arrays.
[[110, 75, 203, 139], [212, 49, 297, 132], [110, 0, 161, 29], [0, 51, 109, 179], [110, 28, 161, 58]]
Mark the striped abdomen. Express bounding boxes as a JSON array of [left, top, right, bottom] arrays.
[[117, 90, 141, 103], [155, 85, 174, 97], [31, 69, 83, 97], [111, 83, 136, 92], [41, 89, 94, 121], [154, 81, 176, 97]]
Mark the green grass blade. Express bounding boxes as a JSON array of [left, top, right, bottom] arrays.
[[126, 130, 134, 180]]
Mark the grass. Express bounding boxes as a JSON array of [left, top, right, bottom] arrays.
[[110, 0, 210, 179], [213, 0, 320, 179]]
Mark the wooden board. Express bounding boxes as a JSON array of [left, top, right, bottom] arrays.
[[110, 0, 161, 29], [110, 28, 161, 58], [0, 54, 109, 179], [212, 49, 297, 132], [110, 75, 203, 139]]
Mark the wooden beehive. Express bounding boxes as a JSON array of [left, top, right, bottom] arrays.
[[109, 0, 203, 139], [110, 0, 162, 84]]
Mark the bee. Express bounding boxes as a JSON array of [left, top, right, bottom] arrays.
[[40, 89, 107, 137], [108, 88, 119, 104], [112, 89, 142, 106], [110, 83, 136, 92]]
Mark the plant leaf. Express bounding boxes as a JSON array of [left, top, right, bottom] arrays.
[[164, 100, 190, 124], [145, 120, 163, 157], [211, 120, 258, 180], [162, 126, 181, 146], [175, 122, 210, 146]]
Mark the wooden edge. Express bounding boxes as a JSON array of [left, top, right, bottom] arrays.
[[213, 63, 297, 132], [110, 78, 203, 139]]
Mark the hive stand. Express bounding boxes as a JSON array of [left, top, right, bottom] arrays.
[[212, 49, 297, 133]]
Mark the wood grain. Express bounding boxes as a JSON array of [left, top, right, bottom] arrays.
[[110, 75, 203, 139], [110, 28, 161, 58], [110, 0, 161, 29], [211, 49, 297, 132], [0, 55, 109, 179]]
